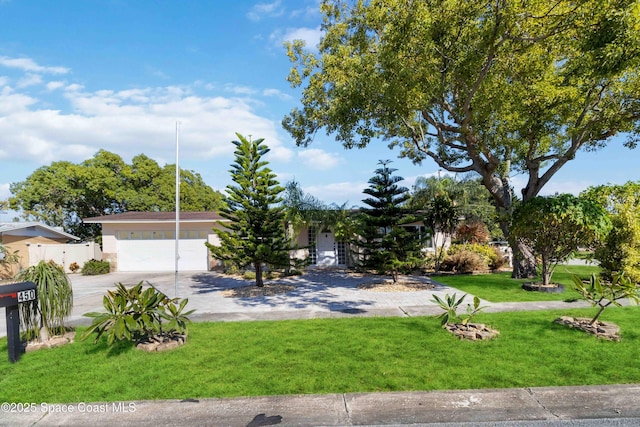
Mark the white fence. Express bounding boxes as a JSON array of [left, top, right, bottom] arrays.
[[28, 243, 102, 273]]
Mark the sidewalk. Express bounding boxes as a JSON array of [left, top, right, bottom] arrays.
[[2, 270, 637, 426], [3, 384, 640, 426]]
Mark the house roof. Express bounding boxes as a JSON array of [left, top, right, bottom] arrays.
[[83, 211, 227, 224], [0, 222, 80, 240]]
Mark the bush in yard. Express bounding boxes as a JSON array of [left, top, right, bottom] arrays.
[[570, 273, 640, 326], [81, 282, 194, 345], [440, 250, 485, 273], [15, 260, 73, 341], [81, 259, 110, 275], [443, 244, 504, 272], [511, 194, 611, 287]]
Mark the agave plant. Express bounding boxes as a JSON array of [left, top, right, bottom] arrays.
[[15, 260, 73, 340]]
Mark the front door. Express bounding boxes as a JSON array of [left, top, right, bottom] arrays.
[[316, 231, 337, 266]]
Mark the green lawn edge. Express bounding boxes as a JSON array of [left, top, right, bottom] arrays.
[[1, 305, 639, 403], [433, 265, 601, 302]]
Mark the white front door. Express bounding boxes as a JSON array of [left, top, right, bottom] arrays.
[[316, 231, 337, 266]]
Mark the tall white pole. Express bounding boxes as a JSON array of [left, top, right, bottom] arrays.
[[175, 121, 181, 298]]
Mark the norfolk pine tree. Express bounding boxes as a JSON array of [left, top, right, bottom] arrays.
[[207, 134, 291, 287], [358, 160, 423, 282]]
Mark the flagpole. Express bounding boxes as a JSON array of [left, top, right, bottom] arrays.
[[175, 121, 181, 298]]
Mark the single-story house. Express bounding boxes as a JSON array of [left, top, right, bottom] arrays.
[[84, 211, 449, 272], [0, 222, 81, 278]]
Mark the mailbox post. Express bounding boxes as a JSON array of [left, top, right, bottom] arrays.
[[0, 281, 37, 363]]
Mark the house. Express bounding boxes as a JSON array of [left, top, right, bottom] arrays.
[[83, 212, 228, 272], [0, 222, 82, 278], [84, 211, 451, 272]]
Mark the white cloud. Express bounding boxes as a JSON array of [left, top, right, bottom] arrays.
[[305, 181, 367, 206], [17, 73, 43, 88], [247, 0, 284, 21], [0, 183, 9, 200], [0, 81, 289, 167], [0, 56, 69, 74], [46, 81, 65, 91], [298, 148, 341, 170], [272, 26, 322, 50], [262, 88, 292, 100], [224, 84, 257, 95]]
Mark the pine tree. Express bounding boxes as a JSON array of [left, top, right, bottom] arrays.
[[357, 160, 423, 282], [206, 133, 290, 287]]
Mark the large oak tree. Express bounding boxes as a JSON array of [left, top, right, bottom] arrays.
[[283, 0, 640, 277]]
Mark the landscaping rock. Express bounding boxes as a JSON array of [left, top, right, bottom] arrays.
[[25, 331, 75, 352], [445, 323, 500, 341], [554, 316, 620, 341], [136, 333, 187, 352], [522, 282, 565, 293]]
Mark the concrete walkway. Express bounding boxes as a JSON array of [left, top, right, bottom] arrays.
[[2, 270, 638, 426]]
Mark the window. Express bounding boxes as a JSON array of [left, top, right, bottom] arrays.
[[308, 226, 317, 264], [337, 240, 347, 265]]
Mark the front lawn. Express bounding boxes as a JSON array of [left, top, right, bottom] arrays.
[[433, 265, 601, 302], [1, 305, 639, 403]]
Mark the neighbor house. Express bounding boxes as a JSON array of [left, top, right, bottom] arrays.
[[0, 222, 82, 278]]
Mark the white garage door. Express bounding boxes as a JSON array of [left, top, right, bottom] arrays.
[[118, 239, 208, 271]]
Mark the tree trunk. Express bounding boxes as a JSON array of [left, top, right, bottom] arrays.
[[511, 240, 537, 279], [255, 262, 264, 287]]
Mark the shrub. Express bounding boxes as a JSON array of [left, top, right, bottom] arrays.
[[81, 259, 110, 275], [455, 220, 491, 244], [15, 260, 73, 340], [440, 250, 485, 273], [82, 282, 195, 345], [570, 273, 640, 325], [442, 244, 503, 272]]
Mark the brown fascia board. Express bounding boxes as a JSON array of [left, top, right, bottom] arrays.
[[83, 211, 228, 223]]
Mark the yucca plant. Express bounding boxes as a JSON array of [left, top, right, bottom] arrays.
[[16, 260, 73, 341]]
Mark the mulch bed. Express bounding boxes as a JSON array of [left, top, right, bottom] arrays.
[[357, 280, 435, 292]]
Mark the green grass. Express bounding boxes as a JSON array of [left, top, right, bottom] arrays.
[[1, 305, 639, 403], [433, 265, 601, 302]]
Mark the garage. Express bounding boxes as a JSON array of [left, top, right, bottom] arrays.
[[83, 212, 226, 272], [117, 238, 208, 272]]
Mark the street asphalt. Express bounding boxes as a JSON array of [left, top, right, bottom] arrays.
[[1, 269, 639, 426]]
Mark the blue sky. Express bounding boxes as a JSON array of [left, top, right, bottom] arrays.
[[0, 0, 638, 219]]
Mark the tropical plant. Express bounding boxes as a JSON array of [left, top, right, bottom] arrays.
[[570, 273, 640, 326], [81, 282, 194, 345], [424, 194, 459, 273], [284, 0, 640, 279], [16, 260, 73, 340], [431, 293, 485, 327]]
